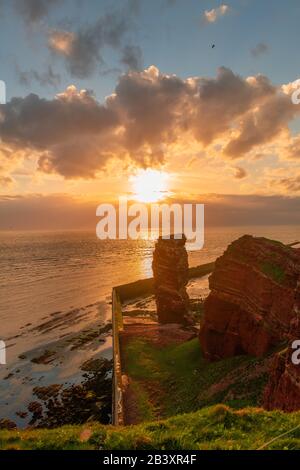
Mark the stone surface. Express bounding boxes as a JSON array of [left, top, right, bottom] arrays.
[[263, 342, 300, 412], [0, 418, 17, 430], [199, 235, 300, 361], [152, 235, 191, 324]]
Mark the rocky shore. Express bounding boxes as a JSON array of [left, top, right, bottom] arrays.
[[0, 301, 113, 430]]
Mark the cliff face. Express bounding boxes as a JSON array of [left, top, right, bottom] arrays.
[[263, 344, 300, 412], [199, 235, 300, 361], [199, 234, 300, 411], [152, 235, 190, 324]]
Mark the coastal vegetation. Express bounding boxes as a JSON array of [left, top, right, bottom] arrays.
[[1, 405, 299, 450], [122, 337, 276, 420]]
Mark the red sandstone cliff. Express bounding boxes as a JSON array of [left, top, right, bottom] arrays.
[[263, 343, 300, 412], [199, 235, 300, 361], [152, 235, 190, 324], [199, 235, 300, 411]]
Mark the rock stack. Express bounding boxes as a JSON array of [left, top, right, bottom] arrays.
[[152, 235, 190, 324]]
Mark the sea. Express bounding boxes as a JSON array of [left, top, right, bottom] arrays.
[[0, 225, 299, 426]]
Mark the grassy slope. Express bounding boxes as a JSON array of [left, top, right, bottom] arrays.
[[123, 337, 273, 419], [0, 405, 299, 450], [1, 336, 295, 450], [1, 339, 298, 450]]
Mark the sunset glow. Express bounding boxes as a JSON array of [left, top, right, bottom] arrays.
[[131, 170, 169, 203]]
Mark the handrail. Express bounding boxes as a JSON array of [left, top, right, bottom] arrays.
[[112, 288, 124, 426]]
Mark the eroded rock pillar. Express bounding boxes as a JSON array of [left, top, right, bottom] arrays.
[[152, 235, 190, 324]]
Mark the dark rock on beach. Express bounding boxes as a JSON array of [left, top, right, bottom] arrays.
[[26, 358, 112, 428], [0, 419, 17, 430]]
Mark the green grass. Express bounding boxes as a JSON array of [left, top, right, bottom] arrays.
[[131, 382, 157, 422], [0, 405, 299, 450], [123, 338, 271, 419], [261, 261, 286, 284]]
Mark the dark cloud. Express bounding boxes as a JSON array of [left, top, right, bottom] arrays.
[[121, 45, 143, 71], [0, 194, 95, 231], [1, 193, 300, 230], [190, 67, 275, 146], [0, 86, 117, 148], [251, 42, 269, 58], [224, 90, 297, 158], [48, 12, 130, 78], [0, 66, 299, 179], [16, 65, 61, 88], [234, 167, 247, 179], [0, 86, 119, 178], [275, 175, 300, 192], [14, 0, 62, 23], [110, 66, 190, 151]]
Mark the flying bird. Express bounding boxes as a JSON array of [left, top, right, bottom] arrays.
[[211, 44, 215, 48]]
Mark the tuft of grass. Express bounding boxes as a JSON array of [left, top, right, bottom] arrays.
[[131, 381, 157, 422], [261, 261, 286, 284], [0, 406, 299, 450]]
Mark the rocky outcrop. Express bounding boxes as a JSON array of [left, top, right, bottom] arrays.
[[199, 235, 300, 361], [263, 342, 300, 412], [152, 235, 190, 324]]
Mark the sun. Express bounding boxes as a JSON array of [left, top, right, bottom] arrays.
[[131, 169, 169, 203]]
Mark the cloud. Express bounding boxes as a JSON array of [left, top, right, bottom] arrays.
[[121, 45, 143, 71], [202, 4, 229, 24], [233, 166, 247, 179], [223, 86, 297, 158], [274, 175, 300, 192], [48, 12, 130, 78], [282, 135, 300, 160], [16, 65, 61, 88], [189, 68, 275, 146], [0, 85, 120, 178], [0, 175, 13, 187], [1, 66, 300, 179], [14, 0, 62, 23], [251, 42, 269, 58], [1, 193, 300, 230]]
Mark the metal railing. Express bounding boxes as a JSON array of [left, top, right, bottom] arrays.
[[112, 287, 124, 425]]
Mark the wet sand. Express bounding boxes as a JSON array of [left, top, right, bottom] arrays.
[[0, 299, 113, 429]]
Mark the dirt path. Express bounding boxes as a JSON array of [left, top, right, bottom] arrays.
[[120, 319, 197, 425]]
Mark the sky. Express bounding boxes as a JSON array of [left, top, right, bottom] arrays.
[[0, 0, 300, 229]]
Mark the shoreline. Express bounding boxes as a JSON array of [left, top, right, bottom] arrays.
[[0, 299, 113, 430]]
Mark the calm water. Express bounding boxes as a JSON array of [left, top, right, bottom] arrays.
[[0, 225, 299, 425], [1, 225, 300, 341]]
